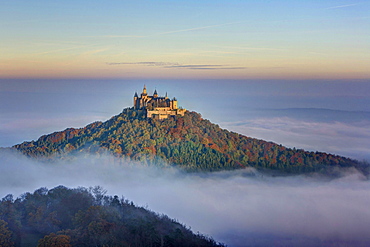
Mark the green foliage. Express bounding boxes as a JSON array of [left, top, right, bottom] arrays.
[[13, 107, 366, 174], [0, 186, 224, 247]]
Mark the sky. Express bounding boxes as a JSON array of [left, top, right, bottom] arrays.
[[1, 0, 370, 80]]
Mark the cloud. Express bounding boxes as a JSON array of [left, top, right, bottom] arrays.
[[163, 65, 247, 70], [106, 61, 246, 70], [33, 46, 87, 55], [84, 35, 144, 38], [107, 62, 181, 66], [148, 21, 246, 36], [1, 150, 370, 247], [326, 3, 361, 9], [213, 45, 286, 52], [221, 117, 370, 161], [94, 21, 246, 39], [81, 48, 110, 56], [0, 113, 110, 148]]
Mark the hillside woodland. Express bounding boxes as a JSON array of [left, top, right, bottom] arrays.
[[14, 108, 365, 174], [0, 186, 224, 247]]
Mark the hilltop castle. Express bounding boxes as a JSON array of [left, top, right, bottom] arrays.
[[133, 86, 186, 119]]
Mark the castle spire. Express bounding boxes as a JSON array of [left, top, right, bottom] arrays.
[[153, 89, 158, 97], [141, 85, 147, 98], [142, 85, 147, 95]]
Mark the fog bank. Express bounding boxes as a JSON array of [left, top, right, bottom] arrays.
[[221, 109, 370, 161], [1, 150, 370, 247]]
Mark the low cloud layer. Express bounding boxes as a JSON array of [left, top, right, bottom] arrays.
[[1, 150, 370, 246], [107, 61, 246, 70], [222, 116, 370, 161]]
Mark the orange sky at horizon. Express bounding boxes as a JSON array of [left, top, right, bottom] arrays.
[[2, 51, 369, 80]]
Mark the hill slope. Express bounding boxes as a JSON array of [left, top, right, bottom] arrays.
[[13, 108, 365, 174], [0, 186, 224, 247]]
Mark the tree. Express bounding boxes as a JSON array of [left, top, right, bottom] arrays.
[[37, 233, 71, 247], [0, 220, 14, 247], [0, 185, 225, 247], [90, 186, 107, 206]]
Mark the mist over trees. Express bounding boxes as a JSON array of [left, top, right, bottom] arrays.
[[13, 108, 367, 175], [0, 185, 224, 247]]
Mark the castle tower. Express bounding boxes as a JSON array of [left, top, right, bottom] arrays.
[[133, 92, 138, 109], [153, 89, 158, 98], [172, 97, 178, 109]]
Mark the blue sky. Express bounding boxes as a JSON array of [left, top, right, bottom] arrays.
[[1, 0, 370, 79]]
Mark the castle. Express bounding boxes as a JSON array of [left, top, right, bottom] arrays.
[[133, 86, 186, 119]]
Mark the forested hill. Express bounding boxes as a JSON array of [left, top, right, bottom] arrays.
[[13, 108, 365, 174], [0, 186, 224, 247]]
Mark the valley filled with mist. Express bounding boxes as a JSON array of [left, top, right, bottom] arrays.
[[1, 150, 370, 246]]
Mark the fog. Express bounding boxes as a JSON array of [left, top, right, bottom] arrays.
[[1, 150, 370, 247], [222, 115, 370, 161]]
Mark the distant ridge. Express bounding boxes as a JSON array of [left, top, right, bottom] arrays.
[[12, 107, 367, 175]]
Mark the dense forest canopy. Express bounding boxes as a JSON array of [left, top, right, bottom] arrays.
[[0, 186, 224, 247], [13, 108, 367, 175]]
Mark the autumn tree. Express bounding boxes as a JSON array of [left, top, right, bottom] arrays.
[[12, 107, 366, 175], [0, 220, 14, 247], [37, 233, 71, 247]]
